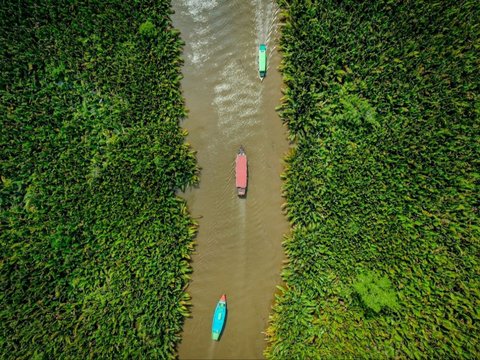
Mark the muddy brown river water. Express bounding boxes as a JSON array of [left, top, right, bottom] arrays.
[[172, 1, 288, 358]]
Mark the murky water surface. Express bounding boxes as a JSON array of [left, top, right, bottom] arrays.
[[172, 1, 288, 358]]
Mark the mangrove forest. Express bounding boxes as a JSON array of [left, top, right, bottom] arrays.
[[1, 1, 197, 358], [265, 0, 479, 358]]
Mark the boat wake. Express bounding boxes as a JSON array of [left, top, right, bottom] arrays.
[[253, 0, 279, 49]]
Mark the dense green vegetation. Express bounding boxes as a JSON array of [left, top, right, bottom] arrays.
[[1, 1, 197, 358], [266, 0, 479, 358]]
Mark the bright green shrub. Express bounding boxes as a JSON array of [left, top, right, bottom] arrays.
[[139, 20, 157, 38], [353, 270, 399, 314]]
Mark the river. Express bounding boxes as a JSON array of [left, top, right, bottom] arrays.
[[171, 1, 288, 358]]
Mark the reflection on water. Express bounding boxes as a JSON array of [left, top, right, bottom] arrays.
[[172, 0, 288, 358]]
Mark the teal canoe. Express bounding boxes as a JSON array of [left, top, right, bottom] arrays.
[[211, 294, 227, 341], [258, 44, 267, 79]]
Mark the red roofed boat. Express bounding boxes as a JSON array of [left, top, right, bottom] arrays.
[[235, 146, 248, 197]]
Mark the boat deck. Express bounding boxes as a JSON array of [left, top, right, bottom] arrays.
[[236, 155, 247, 189]]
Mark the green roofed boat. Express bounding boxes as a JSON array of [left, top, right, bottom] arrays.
[[258, 44, 267, 79]]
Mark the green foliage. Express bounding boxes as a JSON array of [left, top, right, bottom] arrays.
[[139, 20, 157, 38], [1, 0, 197, 358], [266, 0, 479, 358], [353, 270, 399, 314]]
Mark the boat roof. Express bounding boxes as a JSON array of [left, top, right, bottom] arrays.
[[236, 154, 247, 188], [259, 47, 266, 72]]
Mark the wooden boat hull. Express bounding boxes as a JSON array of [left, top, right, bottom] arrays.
[[212, 294, 227, 341]]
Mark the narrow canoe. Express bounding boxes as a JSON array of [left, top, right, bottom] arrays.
[[258, 44, 267, 79], [235, 146, 247, 197], [212, 294, 227, 341]]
